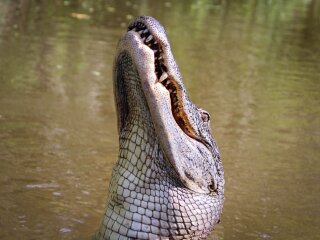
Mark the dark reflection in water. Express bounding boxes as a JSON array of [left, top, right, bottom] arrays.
[[0, 1, 319, 239]]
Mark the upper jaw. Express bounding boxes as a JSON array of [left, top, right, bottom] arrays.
[[127, 17, 212, 148]]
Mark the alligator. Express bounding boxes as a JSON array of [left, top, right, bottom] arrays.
[[94, 16, 224, 240]]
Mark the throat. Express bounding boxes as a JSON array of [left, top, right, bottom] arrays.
[[117, 118, 160, 187]]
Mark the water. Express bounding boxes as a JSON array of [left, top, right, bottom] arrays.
[[0, 1, 319, 239]]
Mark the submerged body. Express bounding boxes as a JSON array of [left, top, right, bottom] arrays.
[[95, 16, 224, 239]]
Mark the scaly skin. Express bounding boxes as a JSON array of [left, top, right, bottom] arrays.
[[94, 16, 224, 240]]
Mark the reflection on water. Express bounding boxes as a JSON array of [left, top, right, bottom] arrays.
[[0, 0, 319, 239]]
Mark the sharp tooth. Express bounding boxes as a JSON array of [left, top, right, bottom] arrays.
[[138, 30, 143, 34], [143, 29, 149, 33], [173, 90, 177, 94], [168, 88, 173, 93], [158, 56, 163, 60], [142, 37, 146, 41], [159, 72, 168, 82], [146, 35, 153, 42], [153, 49, 158, 54], [154, 41, 158, 44], [131, 27, 136, 32]]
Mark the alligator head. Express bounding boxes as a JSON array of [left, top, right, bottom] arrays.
[[120, 16, 223, 195], [95, 16, 224, 239]]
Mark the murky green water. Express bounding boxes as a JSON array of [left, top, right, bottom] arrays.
[[0, 1, 319, 239]]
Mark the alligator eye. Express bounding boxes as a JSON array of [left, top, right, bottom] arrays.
[[200, 110, 210, 122]]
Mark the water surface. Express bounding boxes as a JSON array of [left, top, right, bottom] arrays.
[[0, 1, 319, 239]]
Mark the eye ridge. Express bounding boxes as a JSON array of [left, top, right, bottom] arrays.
[[200, 109, 210, 122]]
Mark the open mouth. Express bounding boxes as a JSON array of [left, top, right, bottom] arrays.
[[128, 23, 202, 142]]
